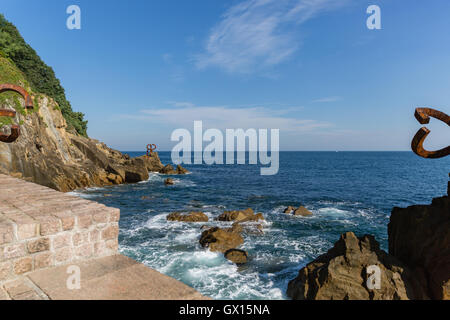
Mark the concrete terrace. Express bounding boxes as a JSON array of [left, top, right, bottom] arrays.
[[0, 174, 206, 300]]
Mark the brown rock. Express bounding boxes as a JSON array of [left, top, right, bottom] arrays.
[[286, 232, 425, 300], [217, 208, 264, 222], [176, 165, 189, 174], [164, 178, 175, 185], [167, 212, 209, 223], [224, 249, 248, 265], [199, 227, 244, 253], [284, 206, 295, 214], [389, 195, 450, 300], [293, 206, 312, 217], [159, 164, 177, 175]]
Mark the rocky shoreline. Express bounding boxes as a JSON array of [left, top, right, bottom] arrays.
[[287, 189, 449, 300], [0, 94, 187, 192]]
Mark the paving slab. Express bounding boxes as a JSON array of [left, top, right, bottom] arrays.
[[26, 254, 208, 300]]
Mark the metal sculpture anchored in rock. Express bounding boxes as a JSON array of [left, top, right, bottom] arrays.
[[147, 144, 157, 156], [0, 84, 34, 143], [411, 107, 450, 159]]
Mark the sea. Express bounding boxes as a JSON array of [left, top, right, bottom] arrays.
[[70, 151, 449, 300]]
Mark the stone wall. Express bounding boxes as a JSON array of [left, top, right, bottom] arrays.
[[0, 174, 120, 284]]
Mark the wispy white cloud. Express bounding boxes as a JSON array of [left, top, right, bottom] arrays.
[[195, 0, 350, 74], [166, 101, 196, 108], [117, 103, 330, 133], [312, 96, 342, 103]]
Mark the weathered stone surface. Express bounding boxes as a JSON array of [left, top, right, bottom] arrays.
[[287, 232, 425, 300], [167, 212, 208, 223], [27, 238, 50, 253], [224, 249, 248, 265], [0, 261, 11, 281], [389, 195, 450, 300], [34, 252, 52, 269], [293, 206, 313, 217], [13, 257, 33, 274], [199, 226, 244, 253]]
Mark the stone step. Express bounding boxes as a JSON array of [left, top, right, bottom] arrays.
[[1, 254, 208, 300]]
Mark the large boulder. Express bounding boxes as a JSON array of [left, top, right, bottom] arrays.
[[167, 212, 209, 223], [224, 249, 248, 265], [217, 208, 264, 222], [287, 232, 425, 300], [293, 206, 313, 217], [389, 195, 450, 300], [199, 226, 244, 253]]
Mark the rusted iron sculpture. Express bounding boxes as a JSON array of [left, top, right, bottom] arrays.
[[0, 84, 34, 143], [147, 144, 157, 157], [411, 107, 450, 159]]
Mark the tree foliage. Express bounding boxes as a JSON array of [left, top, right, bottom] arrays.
[[0, 14, 87, 136]]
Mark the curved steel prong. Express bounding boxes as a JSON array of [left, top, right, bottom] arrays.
[[0, 124, 20, 143], [0, 84, 33, 143], [146, 144, 157, 156], [411, 108, 450, 159], [0, 84, 34, 109]]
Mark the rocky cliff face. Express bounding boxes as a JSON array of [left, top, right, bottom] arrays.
[[0, 94, 164, 192], [389, 195, 450, 300], [287, 190, 449, 300]]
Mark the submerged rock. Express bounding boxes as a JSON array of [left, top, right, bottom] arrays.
[[199, 226, 244, 253], [389, 194, 450, 300], [164, 178, 174, 185], [284, 206, 295, 214], [167, 211, 209, 223], [224, 249, 248, 265], [287, 232, 425, 300]]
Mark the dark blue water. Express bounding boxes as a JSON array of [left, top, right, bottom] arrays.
[[72, 152, 449, 299]]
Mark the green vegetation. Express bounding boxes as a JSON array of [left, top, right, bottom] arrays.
[[0, 14, 87, 136]]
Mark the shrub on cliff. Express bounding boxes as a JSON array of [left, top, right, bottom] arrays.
[[0, 14, 87, 136]]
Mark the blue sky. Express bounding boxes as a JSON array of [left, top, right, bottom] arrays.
[[2, 0, 449, 151]]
